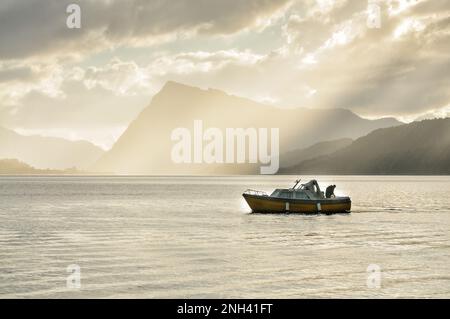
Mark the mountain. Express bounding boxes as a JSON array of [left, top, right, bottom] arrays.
[[94, 81, 401, 174], [0, 127, 104, 170], [280, 138, 353, 168], [281, 118, 450, 175], [0, 158, 80, 175]]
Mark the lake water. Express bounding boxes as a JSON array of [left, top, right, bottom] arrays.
[[0, 176, 449, 298]]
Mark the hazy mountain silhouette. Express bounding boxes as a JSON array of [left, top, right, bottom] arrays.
[[0, 127, 104, 170], [94, 81, 401, 174], [281, 118, 450, 175], [0, 158, 80, 175], [280, 138, 353, 168]]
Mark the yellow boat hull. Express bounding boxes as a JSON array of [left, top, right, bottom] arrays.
[[243, 194, 351, 214]]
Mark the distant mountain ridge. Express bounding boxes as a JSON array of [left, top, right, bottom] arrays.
[[0, 127, 104, 170], [280, 138, 353, 168], [0, 158, 80, 175], [94, 81, 401, 174], [280, 118, 450, 175]]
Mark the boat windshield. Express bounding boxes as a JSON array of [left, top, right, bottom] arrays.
[[271, 189, 312, 199], [270, 189, 291, 199]]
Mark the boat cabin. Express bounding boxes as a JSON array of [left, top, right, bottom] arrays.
[[270, 188, 323, 200], [270, 179, 325, 200]]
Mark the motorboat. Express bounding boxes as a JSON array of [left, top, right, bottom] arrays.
[[242, 179, 351, 214]]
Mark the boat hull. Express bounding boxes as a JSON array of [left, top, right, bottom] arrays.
[[243, 194, 351, 214]]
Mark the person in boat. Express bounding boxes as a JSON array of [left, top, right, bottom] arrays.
[[326, 185, 336, 198]]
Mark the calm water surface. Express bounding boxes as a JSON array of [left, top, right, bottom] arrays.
[[0, 176, 449, 298]]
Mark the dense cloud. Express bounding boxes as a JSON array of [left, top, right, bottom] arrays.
[[0, 0, 291, 59]]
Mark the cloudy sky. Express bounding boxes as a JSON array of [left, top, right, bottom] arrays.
[[0, 0, 449, 149]]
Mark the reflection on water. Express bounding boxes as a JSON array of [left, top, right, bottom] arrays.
[[0, 176, 449, 298]]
